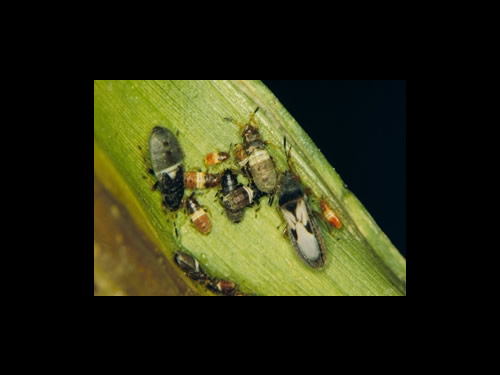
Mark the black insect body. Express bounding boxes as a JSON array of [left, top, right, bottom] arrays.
[[220, 169, 239, 197], [158, 169, 184, 211], [174, 252, 208, 281], [206, 279, 237, 296], [149, 126, 185, 211], [222, 183, 264, 213], [278, 171, 326, 269], [219, 169, 263, 223]]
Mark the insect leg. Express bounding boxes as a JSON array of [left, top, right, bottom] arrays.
[[268, 193, 275, 206]]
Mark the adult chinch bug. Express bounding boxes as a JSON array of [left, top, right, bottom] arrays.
[[278, 171, 326, 269], [186, 193, 212, 235], [149, 126, 185, 211]]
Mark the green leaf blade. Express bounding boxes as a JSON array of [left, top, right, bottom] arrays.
[[94, 80, 406, 296]]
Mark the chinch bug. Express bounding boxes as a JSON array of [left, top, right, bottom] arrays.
[[220, 169, 239, 196], [219, 169, 263, 223], [227, 108, 277, 194], [149, 126, 185, 211], [206, 279, 237, 296], [174, 252, 208, 281], [278, 171, 327, 269], [204, 151, 230, 166], [222, 182, 264, 213], [184, 171, 221, 189], [320, 199, 342, 229], [186, 193, 212, 235], [219, 169, 245, 223]]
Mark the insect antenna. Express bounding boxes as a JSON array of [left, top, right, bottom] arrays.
[[248, 107, 260, 127], [283, 136, 294, 169]]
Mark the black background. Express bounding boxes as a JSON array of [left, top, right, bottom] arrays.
[[262, 80, 406, 258]]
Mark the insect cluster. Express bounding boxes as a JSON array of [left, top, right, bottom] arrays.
[[143, 108, 342, 294]]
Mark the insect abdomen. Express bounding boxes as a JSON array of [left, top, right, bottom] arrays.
[[149, 126, 184, 178], [161, 165, 185, 211], [222, 186, 253, 211], [186, 194, 211, 235], [320, 200, 342, 229], [248, 149, 277, 193], [184, 171, 221, 189], [204, 152, 229, 165], [174, 252, 207, 281]]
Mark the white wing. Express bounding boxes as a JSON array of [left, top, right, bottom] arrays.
[[295, 221, 321, 261], [282, 199, 321, 262]]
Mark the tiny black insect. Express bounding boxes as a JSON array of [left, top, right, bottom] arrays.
[[206, 279, 237, 296], [174, 252, 208, 281], [219, 169, 245, 223], [220, 169, 239, 197], [219, 168, 265, 223], [222, 182, 264, 213], [149, 126, 185, 211]]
